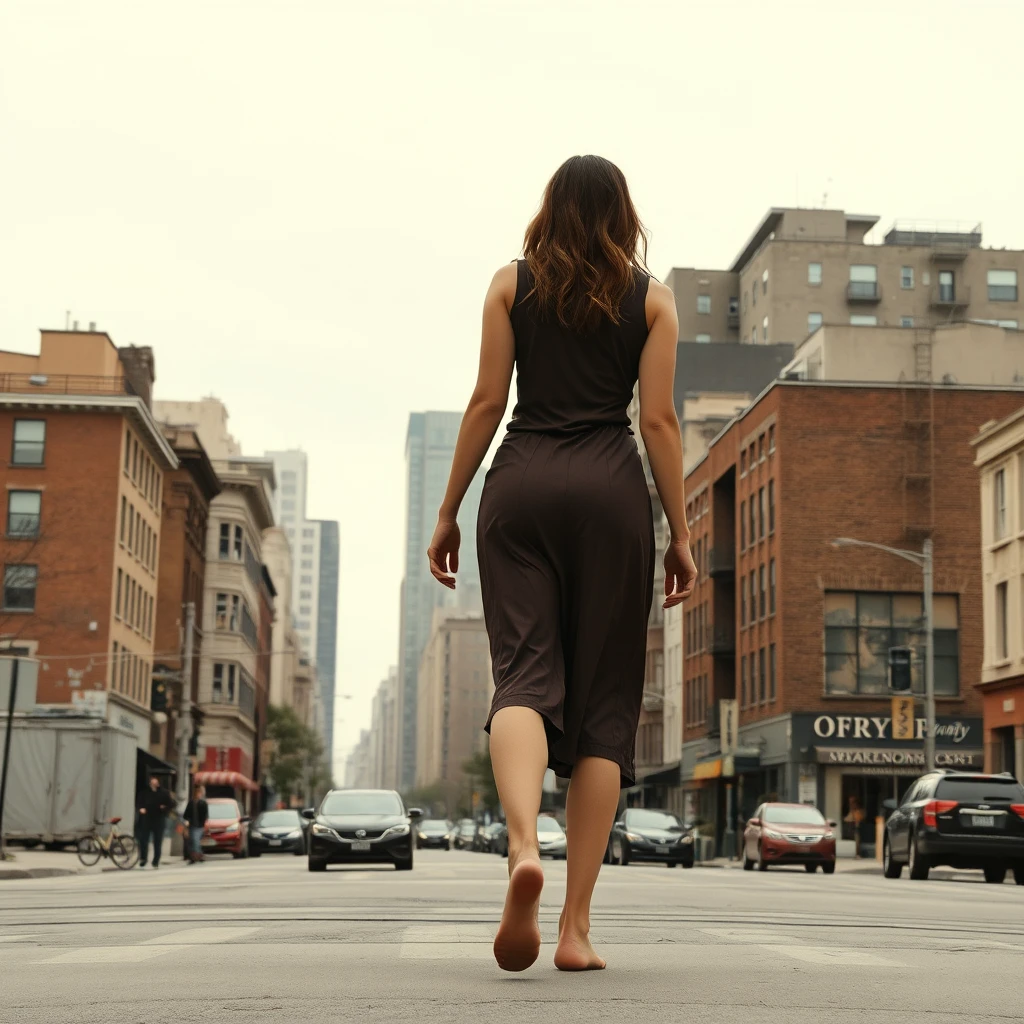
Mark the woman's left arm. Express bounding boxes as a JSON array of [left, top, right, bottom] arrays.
[[427, 263, 517, 589]]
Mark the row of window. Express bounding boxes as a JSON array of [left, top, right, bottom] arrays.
[[739, 428, 775, 476], [684, 673, 709, 728], [211, 662, 256, 720], [739, 482, 775, 547], [124, 429, 162, 509], [6, 490, 41, 538], [217, 521, 263, 590], [214, 592, 259, 648], [115, 568, 154, 638], [684, 602, 709, 657], [686, 491, 709, 526], [120, 497, 157, 574], [992, 458, 1024, 543], [110, 640, 150, 707], [740, 560, 776, 626], [740, 645, 777, 707]]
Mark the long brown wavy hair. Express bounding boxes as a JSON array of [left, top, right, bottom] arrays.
[[523, 155, 650, 333]]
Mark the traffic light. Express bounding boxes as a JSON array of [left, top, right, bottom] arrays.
[[151, 680, 168, 713], [888, 647, 913, 693]]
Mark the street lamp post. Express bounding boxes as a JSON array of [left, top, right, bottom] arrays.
[[831, 536, 935, 771]]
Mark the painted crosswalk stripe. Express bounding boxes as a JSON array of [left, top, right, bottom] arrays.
[[36, 946, 183, 964], [141, 927, 256, 945], [0, 934, 37, 943], [701, 927, 797, 944], [768, 945, 901, 967]]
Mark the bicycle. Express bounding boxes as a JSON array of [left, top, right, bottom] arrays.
[[76, 817, 139, 870]]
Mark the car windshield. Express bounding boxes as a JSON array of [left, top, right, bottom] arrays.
[[936, 777, 1024, 802], [460, 824, 476, 834], [626, 810, 683, 830], [206, 801, 240, 820], [320, 792, 404, 816], [537, 817, 563, 833], [421, 820, 447, 830], [763, 806, 826, 825], [256, 811, 300, 827]]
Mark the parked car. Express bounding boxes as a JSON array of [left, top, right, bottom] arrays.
[[477, 822, 503, 852], [492, 822, 509, 857], [537, 815, 567, 859], [416, 819, 452, 850], [742, 802, 836, 873], [609, 808, 695, 867], [452, 819, 478, 850], [202, 798, 250, 858], [882, 770, 1024, 883], [248, 809, 308, 857], [304, 789, 422, 872]]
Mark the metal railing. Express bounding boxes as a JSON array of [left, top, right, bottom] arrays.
[[930, 284, 971, 308], [0, 373, 136, 396], [846, 281, 881, 302]]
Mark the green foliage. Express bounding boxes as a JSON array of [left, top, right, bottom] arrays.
[[267, 704, 333, 805], [462, 747, 500, 814]]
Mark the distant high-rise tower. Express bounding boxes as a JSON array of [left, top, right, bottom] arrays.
[[396, 412, 484, 791]]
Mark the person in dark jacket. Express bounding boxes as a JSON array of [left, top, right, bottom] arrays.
[[137, 775, 173, 868], [182, 785, 209, 864]]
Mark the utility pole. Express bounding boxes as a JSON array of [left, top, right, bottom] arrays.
[[0, 658, 20, 862], [175, 602, 196, 807], [922, 537, 936, 772]]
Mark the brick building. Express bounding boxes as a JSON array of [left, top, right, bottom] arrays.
[[152, 426, 220, 796], [0, 330, 177, 762], [677, 378, 1024, 858]]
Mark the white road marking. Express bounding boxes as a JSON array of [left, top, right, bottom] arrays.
[[768, 945, 902, 967], [701, 927, 798, 944], [0, 934, 37, 943], [141, 927, 257, 945], [35, 946, 185, 964], [398, 923, 495, 959]]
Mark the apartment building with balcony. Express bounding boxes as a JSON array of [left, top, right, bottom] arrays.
[[973, 407, 1024, 781], [0, 332, 177, 760], [676, 377, 1024, 859], [666, 208, 1023, 347], [196, 456, 275, 802]]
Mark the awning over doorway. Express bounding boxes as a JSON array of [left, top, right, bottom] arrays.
[[637, 761, 681, 786], [137, 748, 178, 778], [194, 770, 259, 792]]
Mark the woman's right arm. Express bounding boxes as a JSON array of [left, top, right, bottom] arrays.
[[639, 280, 696, 606]]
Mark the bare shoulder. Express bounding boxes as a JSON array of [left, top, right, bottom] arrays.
[[645, 277, 677, 329], [488, 262, 519, 314]]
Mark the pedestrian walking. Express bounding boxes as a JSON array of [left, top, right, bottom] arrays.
[[427, 156, 697, 973], [136, 774, 173, 868], [182, 785, 209, 864]]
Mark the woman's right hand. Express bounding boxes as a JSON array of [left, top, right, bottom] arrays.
[[663, 538, 697, 609]]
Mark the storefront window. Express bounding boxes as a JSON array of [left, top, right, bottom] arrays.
[[824, 591, 959, 696]]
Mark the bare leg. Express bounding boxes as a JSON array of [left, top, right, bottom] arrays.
[[489, 706, 548, 972], [555, 755, 619, 971]]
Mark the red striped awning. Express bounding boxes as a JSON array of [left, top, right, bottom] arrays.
[[193, 770, 259, 793]]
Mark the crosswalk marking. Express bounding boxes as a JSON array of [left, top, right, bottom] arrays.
[[700, 927, 796, 944], [0, 934, 36, 943], [36, 946, 183, 964], [768, 945, 901, 967], [141, 927, 256, 945]]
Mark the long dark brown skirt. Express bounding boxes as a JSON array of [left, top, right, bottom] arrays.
[[478, 426, 655, 788]]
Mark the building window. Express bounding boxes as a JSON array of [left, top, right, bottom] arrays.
[[768, 480, 775, 533], [769, 644, 777, 701], [769, 559, 777, 614], [11, 420, 46, 466], [901, 266, 914, 290], [758, 487, 766, 539], [7, 491, 41, 537], [282, 500, 295, 512], [768, 426, 775, 453], [219, 523, 230, 558], [807, 312, 823, 334], [995, 467, 1008, 540], [116, 568, 123, 618], [740, 451, 747, 476], [750, 653, 757, 704], [749, 571, 756, 624], [850, 315, 878, 326], [300, 575, 313, 585], [762, 269, 769, 294], [988, 269, 1018, 302], [213, 663, 237, 704], [740, 500, 746, 548], [759, 566, 766, 619], [695, 333, 712, 343], [808, 262, 822, 286], [301, 560, 313, 570], [3, 564, 37, 611], [938, 270, 956, 303], [697, 295, 711, 315], [900, 316, 914, 328], [741, 657, 748, 706], [759, 648, 767, 703], [758, 435, 765, 463], [741, 577, 748, 627], [824, 591, 960, 696], [124, 436, 131, 472], [303, 527, 315, 538], [302, 544, 313, 554], [751, 326, 757, 344], [233, 525, 243, 560], [241, 605, 258, 647], [282, 484, 296, 496], [748, 501, 756, 548], [849, 264, 878, 300], [762, 316, 769, 343], [995, 582, 1009, 661]]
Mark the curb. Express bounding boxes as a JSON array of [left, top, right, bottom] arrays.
[[0, 867, 82, 880]]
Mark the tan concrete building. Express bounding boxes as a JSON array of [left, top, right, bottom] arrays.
[[368, 666, 399, 790], [415, 610, 491, 796], [973, 407, 1024, 780], [262, 525, 302, 710], [667, 209, 1022, 346], [154, 397, 242, 460]]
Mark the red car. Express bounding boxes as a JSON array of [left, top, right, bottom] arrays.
[[201, 798, 250, 858], [742, 802, 837, 873]]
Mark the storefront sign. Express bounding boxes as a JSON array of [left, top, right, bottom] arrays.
[[693, 758, 722, 780], [811, 714, 973, 745], [816, 747, 983, 768]]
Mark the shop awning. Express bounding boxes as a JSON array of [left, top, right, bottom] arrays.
[[194, 770, 259, 792], [693, 757, 723, 780], [137, 748, 178, 778], [636, 761, 681, 787]]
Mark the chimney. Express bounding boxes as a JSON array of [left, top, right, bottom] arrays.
[[72, 320, 79, 331], [117, 345, 156, 410], [88, 321, 96, 332]]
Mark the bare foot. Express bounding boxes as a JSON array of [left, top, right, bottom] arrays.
[[493, 858, 544, 972], [554, 921, 606, 971]]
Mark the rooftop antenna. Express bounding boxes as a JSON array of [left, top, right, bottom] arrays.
[[65, 310, 71, 330]]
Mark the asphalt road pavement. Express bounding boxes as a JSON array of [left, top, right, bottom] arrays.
[[2, 849, 1023, 1023]]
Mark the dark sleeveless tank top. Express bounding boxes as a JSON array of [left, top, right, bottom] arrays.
[[506, 259, 651, 435]]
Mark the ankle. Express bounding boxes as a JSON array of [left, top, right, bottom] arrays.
[[508, 840, 539, 869], [559, 910, 590, 936]]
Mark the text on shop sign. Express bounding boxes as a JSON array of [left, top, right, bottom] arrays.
[[813, 715, 971, 744]]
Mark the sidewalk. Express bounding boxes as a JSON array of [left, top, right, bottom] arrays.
[[696, 856, 882, 873], [0, 836, 184, 880]]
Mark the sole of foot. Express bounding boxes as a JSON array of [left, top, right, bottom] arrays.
[[493, 859, 544, 972]]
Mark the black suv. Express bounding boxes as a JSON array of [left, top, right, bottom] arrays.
[[883, 770, 1024, 883]]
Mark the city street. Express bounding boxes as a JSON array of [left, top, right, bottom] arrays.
[[2, 850, 1023, 1023]]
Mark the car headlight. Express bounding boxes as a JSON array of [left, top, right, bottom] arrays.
[[381, 824, 410, 839], [311, 823, 337, 837], [763, 829, 785, 840], [823, 831, 835, 840], [680, 834, 694, 844], [624, 832, 647, 844], [286, 830, 303, 839]]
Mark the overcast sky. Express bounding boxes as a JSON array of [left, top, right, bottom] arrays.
[[3, 0, 1023, 771]]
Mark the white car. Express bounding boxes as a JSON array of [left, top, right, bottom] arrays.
[[537, 815, 567, 859]]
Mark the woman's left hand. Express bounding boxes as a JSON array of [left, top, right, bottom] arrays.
[[427, 516, 461, 590]]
